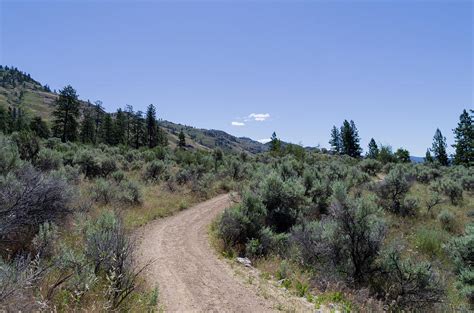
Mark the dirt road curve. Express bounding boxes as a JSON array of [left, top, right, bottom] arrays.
[[135, 194, 279, 312]]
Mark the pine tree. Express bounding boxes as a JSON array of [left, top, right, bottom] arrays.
[[329, 126, 342, 154], [340, 120, 362, 158], [431, 128, 449, 166], [0, 107, 7, 133], [30, 116, 50, 139], [102, 114, 115, 145], [93, 100, 104, 144], [425, 149, 434, 163], [452, 109, 473, 166], [367, 138, 379, 159], [145, 104, 158, 148], [114, 108, 126, 145], [269, 132, 281, 154], [178, 130, 186, 148], [80, 110, 95, 143], [131, 111, 145, 149], [52, 85, 80, 142], [124, 104, 134, 146]]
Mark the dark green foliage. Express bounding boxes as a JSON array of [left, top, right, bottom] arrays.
[[431, 128, 449, 166], [395, 148, 410, 163], [114, 108, 127, 145], [425, 149, 434, 163], [143, 160, 167, 182], [52, 85, 80, 142], [80, 110, 95, 144], [367, 138, 379, 159], [11, 131, 40, 162], [359, 159, 382, 176], [102, 114, 115, 145], [378, 145, 396, 164], [453, 109, 473, 166], [329, 126, 342, 154], [340, 120, 362, 158], [178, 130, 186, 148], [0, 135, 21, 175], [269, 132, 281, 155], [29, 116, 50, 139], [446, 224, 474, 304], [261, 173, 306, 232], [35, 148, 62, 171], [145, 104, 159, 148]]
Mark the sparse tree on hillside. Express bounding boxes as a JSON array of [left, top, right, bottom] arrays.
[[329, 126, 342, 154], [131, 111, 145, 149], [52, 85, 80, 142], [80, 111, 95, 144], [145, 104, 158, 148], [367, 138, 379, 159], [452, 109, 473, 166], [269, 132, 281, 154], [114, 108, 126, 145], [431, 128, 449, 166], [178, 130, 186, 148], [93, 100, 104, 144]]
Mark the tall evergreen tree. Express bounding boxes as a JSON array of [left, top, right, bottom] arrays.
[[178, 130, 186, 148], [124, 104, 134, 146], [452, 109, 473, 166], [340, 120, 362, 158], [52, 85, 80, 142], [131, 111, 145, 149], [80, 110, 95, 144], [425, 149, 434, 163], [367, 138, 379, 159], [30, 116, 50, 139], [114, 108, 127, 145], [0, 107, 7, 133], [145, 104, 158, 148], [102, 114, 115, 145], [431, 128, 449, 166], [269, 131, 281, 154], [329, 126, 342, 154], [93, 100, 104, 144]]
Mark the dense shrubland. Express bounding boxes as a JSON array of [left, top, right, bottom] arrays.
[[217, 149, 473, 311]]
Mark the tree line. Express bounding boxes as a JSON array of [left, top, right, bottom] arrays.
[[0, 85, 169, 149]]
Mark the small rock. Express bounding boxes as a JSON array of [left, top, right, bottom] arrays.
[[236, 257, 252, 267]]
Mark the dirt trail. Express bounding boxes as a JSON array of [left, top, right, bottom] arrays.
[[135, 194, 314, 312]]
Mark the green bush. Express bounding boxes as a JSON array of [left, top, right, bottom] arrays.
[[437, 210, 456, 232], [118, 180, 142, 205], [433, 178, 463, 205], [377, 247, 443, 310], [414, 228, 446, 257], [359, 159, 382, 176], [143, 160, 167, 182], [261, 172, 306, 232], [11, 131, 40, 162], [445, 224, 474, 304], [35, 148, 62, 171], [90, 178, 116, 204], [376, 165, 412, 215], [0, 134, 21, 175]]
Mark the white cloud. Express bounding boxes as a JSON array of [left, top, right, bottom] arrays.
[[248, 113, 270, 122], [257, 138, 271, 144], [231, 121, 245, 126]]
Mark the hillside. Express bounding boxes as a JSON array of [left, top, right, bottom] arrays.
[[0, 66, 267, 154]]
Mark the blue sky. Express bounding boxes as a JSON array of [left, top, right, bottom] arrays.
[[1, 0, 472, 155]]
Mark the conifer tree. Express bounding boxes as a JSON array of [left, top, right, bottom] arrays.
[[269, 132, 281, 154], [80, 110, 95, 144], [93, 100, 104, 144], [131, 111, 145, 149], [102, 114, 115, 145], [114, 108, 127, 145], [329, 126, 342, 154], [395, 148, 410, 163], [124, 105, 134, 146], [425, 149, 434, 163], [178, 130, 186, 148], [52, 85, 80, 142], [367, 138, 379, 159], [340, 120, 362, 158], [145, 104, 158, 148], [452, 109, 473, 166], [431, 128, 449, 166]]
